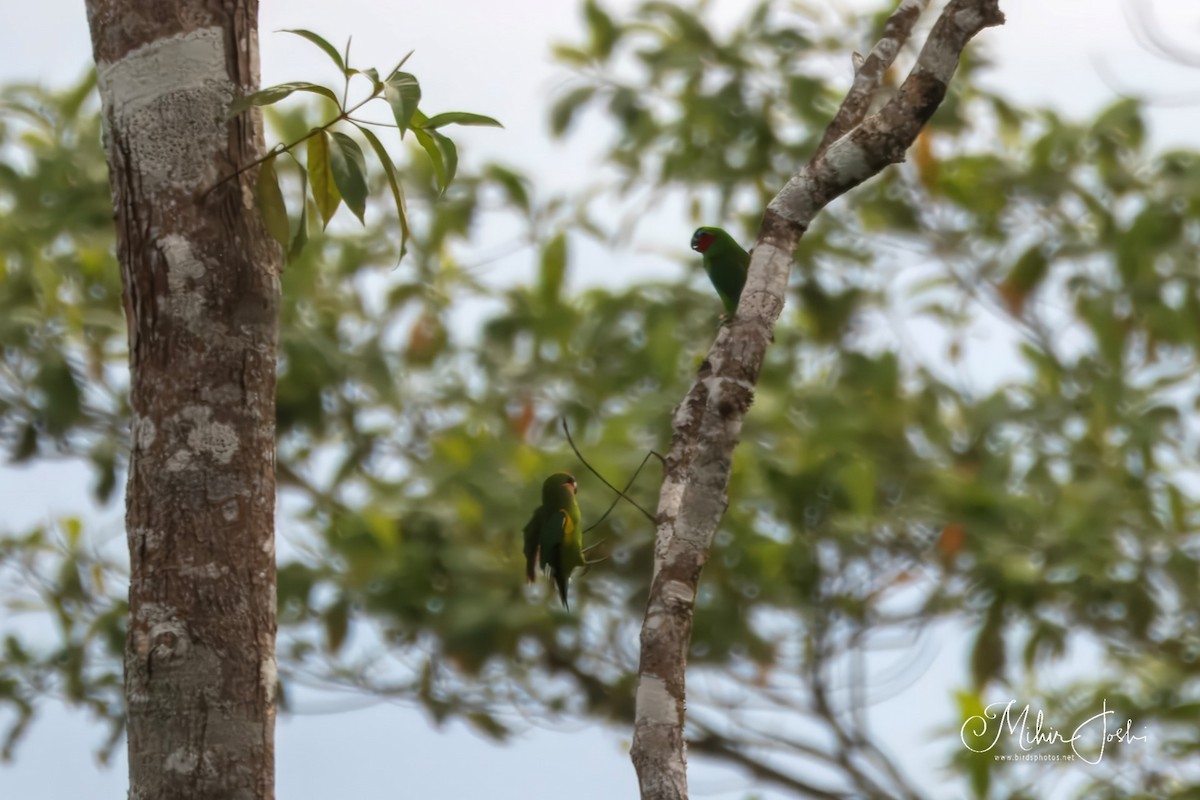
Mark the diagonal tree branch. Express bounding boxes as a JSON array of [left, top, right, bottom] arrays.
[[628, 2, 1005, 798], [813, 0, 931, 159]]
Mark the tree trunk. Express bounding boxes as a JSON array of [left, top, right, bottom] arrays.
[[85, 3, 280, 798], [629, 1, 1005, 797]]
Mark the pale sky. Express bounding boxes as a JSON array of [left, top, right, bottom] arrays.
[[1, 1, 1198, 798]]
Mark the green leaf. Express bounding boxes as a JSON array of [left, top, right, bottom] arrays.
[[349, 67, 382, 91], [433, 131, 457, 188], [550, 86, 596, 136], [326, 131, 369, 224], [383, 72, 421, 135], [357, 125, 410, 262], [323, 595, 350, 654], [256, 155, 290, 249], [91, 441, 117, 504], [1091, 97, 1145, 152], [551, 44, 592, 67], [418, 112, 503, 130], [466, 711, 511, 742], [642, 1, 713, 46], [386, 50, 415, 77], [836, 458, 876, 515], [485, 164, 529, 212], [970, 600, 1005, 689], [289, 163, 310, 262], [539, 232, 568, 305], [281, 29, 346, 73], [1022, 619, 1066, 668], [998, 244, 1051, 314], [413, 126, 447, 192], [1005, 245, 1050, 294], [12, 422, 38, 462], [63, 517, 83, 549], [584, 0, 619, 58], [229, 82, 340, 117], [307, 132, 341, 228], [1168, 483, 1187, 530], [1117, 202, 1181, 283], [36, 353, 82, 438], [1164, 702, 1200, 722], [278, 563, 316, 613]]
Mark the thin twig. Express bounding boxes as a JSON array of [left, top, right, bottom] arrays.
[[345, 116, 399, 128], [206, 84, 383, 196], [212, 49, 413, 194], [583, 449, 660, 533], [687, 731, 846, 800], [560, 416, 658, 525]]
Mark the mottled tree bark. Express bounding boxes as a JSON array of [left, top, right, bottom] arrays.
[[629, 1, 1005, 798], [85, 2, 280, 799]]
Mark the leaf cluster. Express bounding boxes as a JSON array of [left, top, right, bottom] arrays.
[[234, 30, 501, 262]]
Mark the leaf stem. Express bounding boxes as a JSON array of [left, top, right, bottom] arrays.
[[346, 116, 399, 129], [207, 87, 387, 196]]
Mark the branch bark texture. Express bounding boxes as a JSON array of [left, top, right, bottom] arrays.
[[629, 2, 1005, 797], [85, 2, 280, 798]]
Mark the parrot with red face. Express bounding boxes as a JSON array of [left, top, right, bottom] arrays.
[[690, 226, 750, 318]]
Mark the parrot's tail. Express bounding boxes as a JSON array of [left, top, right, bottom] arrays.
[[553, 568, 570, 611]]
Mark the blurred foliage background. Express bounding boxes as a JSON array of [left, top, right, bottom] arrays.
[[3, 0, 1200, 797]]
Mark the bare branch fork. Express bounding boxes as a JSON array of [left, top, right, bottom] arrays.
[[628, 2, 1005, 798], [560, 416, 661, 529]]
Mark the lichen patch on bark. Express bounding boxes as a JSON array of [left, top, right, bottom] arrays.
[[164, 746, 201, 775], [259, 654, 277, 697], [164, 450, 193, 472], [634, 675, 677, 726], [180, 561, 226, 579], [96, 27, 232, 191], [180, 405, 240, 463], [661, 579, 695, 607], [133, 415, 157, 449], [161, 234, 208, 325]]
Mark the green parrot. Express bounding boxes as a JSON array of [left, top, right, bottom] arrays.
[[523, 472, 587, 610], [691, 226, 750, 318]]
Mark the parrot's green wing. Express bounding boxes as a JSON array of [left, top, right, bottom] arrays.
[[707, 254, 748, 316], [692, 227, 750, 317], [541, 508, 575, 610], [523, 506, 545, 584]]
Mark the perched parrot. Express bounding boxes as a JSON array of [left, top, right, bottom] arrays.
[[523, 472, 587, 610], [690, 226, 750, 318]]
